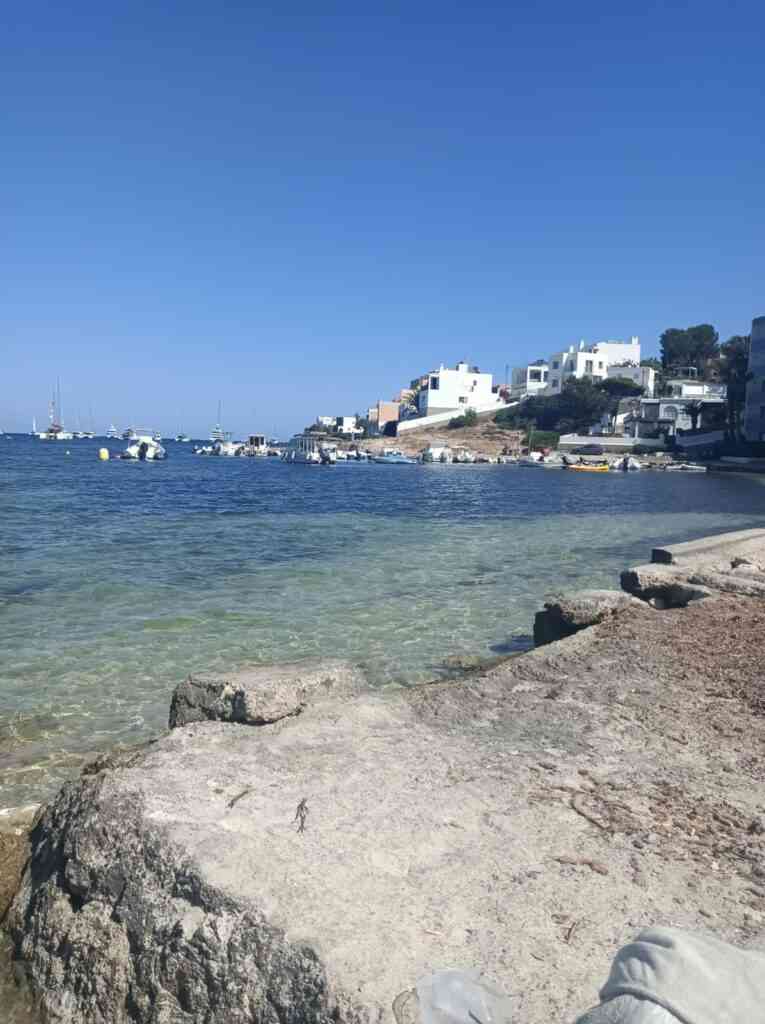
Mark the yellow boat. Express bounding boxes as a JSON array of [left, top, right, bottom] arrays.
[[567, 463, 610, 473]]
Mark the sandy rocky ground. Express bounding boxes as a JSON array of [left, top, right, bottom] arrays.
[[2, 532, 765, 1024]]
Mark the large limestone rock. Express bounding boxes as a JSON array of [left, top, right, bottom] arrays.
[[533, 590, 646, 647], [169, 660, 367, 728], [619, 565, 712, 608], [9, 590, 765, 1024]]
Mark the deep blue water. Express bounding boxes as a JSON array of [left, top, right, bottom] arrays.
[[1, 432, 764, 810]]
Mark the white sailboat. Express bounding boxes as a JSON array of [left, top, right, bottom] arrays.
[[35, 381, 73, 440]]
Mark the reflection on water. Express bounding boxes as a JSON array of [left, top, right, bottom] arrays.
[[1, 435, 764, 811]]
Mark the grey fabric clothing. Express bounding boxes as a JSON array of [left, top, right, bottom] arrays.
[[576, 995, 678, 1024], [598, 927, 765, 1024]]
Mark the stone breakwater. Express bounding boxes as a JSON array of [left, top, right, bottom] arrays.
[[4, 529, 765, 1024]]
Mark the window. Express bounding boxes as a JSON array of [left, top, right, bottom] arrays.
[[543, 371, 548, 380], [585, 360, 594, 373], [598, 361, 603, 369], [529, 370, 541, 382], [458, 396, 468, 404], [760, 406, 765, 420], [430, 376, 439, 390], [552, 360, 559, 369], [551, 378, 559, 388]]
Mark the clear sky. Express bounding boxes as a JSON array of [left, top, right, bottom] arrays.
[[3, 1, 763, 438]]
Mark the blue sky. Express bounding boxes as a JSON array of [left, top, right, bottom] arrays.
[[3, 1, 763, 437]]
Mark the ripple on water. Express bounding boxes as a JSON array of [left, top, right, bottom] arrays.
[[1, 437, 764, 811]]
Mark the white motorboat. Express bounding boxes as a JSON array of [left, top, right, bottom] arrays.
[[319, 444, 337, 465], [664, 462, 707, 473], [282, 434, 321, 464], [193, 440, 243, 456], [421, 445, 453, 464], [106, 424, 120, 439], [518, 453, 544, 466], [613, 455, 642, 472], [175, 433, 191, 442], [539, 453, 565, 468], [453, 447, 476, 464], [120, 436, 167, 461], [372, 449, 416, 464]]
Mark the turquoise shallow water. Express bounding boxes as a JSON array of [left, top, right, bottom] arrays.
[[1, 434, 765, 811]]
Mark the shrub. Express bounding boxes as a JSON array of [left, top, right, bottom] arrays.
[[528, 430, 559, 449], [448, 407, 478, 429]]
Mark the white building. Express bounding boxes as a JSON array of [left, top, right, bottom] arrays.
[[545, 337, 641, 394], [744, 316, 765, 441], [315, 416, 335, 429], [335, 416, 363, 438], [625, 394, 726, 440], [606, 364, 656, 396], [510, 360, 549, 398], [417, 361, 500, 416], [663, 377, 725, 400]]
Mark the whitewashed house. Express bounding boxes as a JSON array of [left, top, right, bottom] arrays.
[[606, 363, 656, 396], [545, 337, 641, 394], [416, 362, 500, 416], [510, 360, 549, 399]]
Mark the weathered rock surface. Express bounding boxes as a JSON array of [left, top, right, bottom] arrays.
[[619, 564, 713, 607], [168, 659, 368, 728], [0, 832, 28, 921], [9, 586, 765, 1024], [533, 590, 645, 646]]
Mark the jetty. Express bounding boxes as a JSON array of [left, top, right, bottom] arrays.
[[4, 529, 765, 1023]]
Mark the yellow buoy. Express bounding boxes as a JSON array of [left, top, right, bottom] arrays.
[[98, 447, 110, 461]]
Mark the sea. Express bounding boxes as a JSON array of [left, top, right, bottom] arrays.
[[2, 434, 765, 815], [2, 433, 765, 1021]]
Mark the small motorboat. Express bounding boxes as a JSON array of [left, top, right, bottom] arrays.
[[175, 433, 191, 443], [421, 445, 453, 464], [120, 436, 167, 461], [372, 450, 416, 464], [319, 444, 337, 465], [613, 456, 641, 472], [539, 453, 565, 468], [664, 462, 707, 473]]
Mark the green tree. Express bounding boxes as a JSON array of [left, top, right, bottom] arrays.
[[717, 334, 750, 442], [660, 325, 719, 374], [596, 377, 645, 432], [496, 379, 610, 435], [596, 377, 645, 400], [556, 378, 611, 433], [640, 357, 662, 371]]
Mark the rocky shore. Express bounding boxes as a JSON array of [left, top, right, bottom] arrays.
[[4, 529, 765, 1023]]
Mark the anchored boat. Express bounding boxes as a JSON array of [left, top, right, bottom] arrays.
[[120, 436, 167, 461]]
